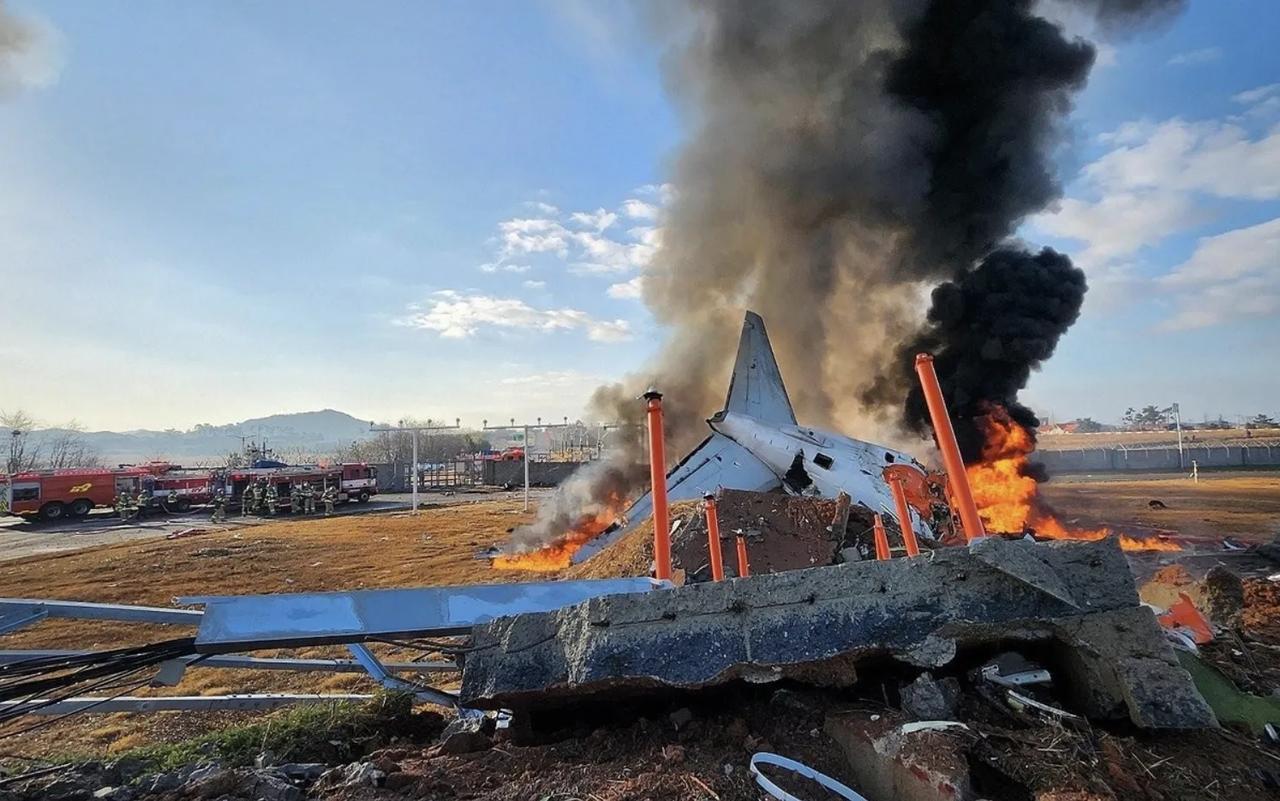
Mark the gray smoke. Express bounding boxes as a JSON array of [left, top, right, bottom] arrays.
[[0, 1, 56, 97], [511, 0, 1183, 551]]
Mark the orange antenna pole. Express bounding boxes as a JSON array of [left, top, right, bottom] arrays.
[[702, 492, 725, 582], [914, 354, 986, 542], [873, 513, 891, 560], [735, 535, 750, 578], [644, 389, 672, 581], [889, 477, 921, 557]]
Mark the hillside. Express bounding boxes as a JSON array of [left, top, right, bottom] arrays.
[[3, 409, 377, 466]]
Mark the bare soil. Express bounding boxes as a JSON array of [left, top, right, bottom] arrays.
[[1041, 474, 1280, 542]]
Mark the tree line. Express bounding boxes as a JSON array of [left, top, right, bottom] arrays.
[[2, 410, 102, 475], [1065, 407, 1279, 433]]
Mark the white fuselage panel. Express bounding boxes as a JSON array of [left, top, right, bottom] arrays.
[[710, 412, 931, 538]]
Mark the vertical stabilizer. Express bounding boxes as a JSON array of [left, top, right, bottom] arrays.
[[722, 311, 797, 425]]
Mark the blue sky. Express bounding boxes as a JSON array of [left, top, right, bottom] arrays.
[[0, 0, 1276, 431]]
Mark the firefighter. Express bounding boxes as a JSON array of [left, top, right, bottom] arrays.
[[322, 485, 336, 516], [166, 490, 182, 513], [303, 482, 316, 515], [241, 486, 256, 516], [210, 490, 227, 523], [135, 489, 151, 520], [265, 482, 279, 516], [114, 491, 130, 519], [252, 480, 266, 514], [290, 485, 303, 515]]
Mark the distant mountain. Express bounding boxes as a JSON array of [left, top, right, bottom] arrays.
[[3, 409, 377, 466]]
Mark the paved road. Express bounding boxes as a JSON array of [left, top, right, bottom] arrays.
[[0, 488, 553, 562]]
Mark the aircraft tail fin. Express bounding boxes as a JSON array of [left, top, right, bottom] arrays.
[[722, 311, 797, 425]]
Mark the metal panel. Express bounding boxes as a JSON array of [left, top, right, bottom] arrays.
[[186, 577, 663, 651], [0, 598, 202, 626], [575, 432, 779, 564], [0, 650, 455, 673], [1, 694, 376, 715]]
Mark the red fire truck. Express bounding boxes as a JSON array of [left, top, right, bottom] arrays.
[[0, 463, 216, 520], [3, 467, 133, 520], [224, 463, 377, 511], [1, 462, 374, 520]]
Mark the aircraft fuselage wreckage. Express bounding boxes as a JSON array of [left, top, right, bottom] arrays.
[[573, 311, 943, 564]]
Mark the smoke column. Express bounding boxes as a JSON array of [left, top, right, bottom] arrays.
[[508, 0, 1182, 552], [899, 247, 1088, 462]]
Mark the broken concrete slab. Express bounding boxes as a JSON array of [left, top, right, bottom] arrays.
[[460, 538, 1216, 729]]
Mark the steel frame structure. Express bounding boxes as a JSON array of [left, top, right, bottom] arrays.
[[0, 576, 664, 716]]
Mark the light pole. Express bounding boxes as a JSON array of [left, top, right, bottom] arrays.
[[1171, 402, 1184, 470], [483, 417, 576, 511], [370, 418, 461, 514]]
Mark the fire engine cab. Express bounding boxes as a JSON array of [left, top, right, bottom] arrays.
[[0, 467, 150, 520]]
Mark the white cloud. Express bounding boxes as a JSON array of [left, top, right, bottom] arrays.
[[487, 188, 670, 282], [0, 8, 64, 95], [636, 183, 675, 204], [479, 262, 532, 274], [1162, 216, 1280, 289], [620, 199, 659, 220], [1157, 217, 1280, 330], [567, 228, 657, 274], [522, 279, 546, 289], [569, 208, 618, 232], [498, 217, 572, 257], [607, 276, 644, 300], [1166, 47, 1222, 67], [524, 201, 560, 215], [1037, 104, 1280, 331], [1085, 118, 1280, 200], [1235, 84, 1280, 106], [1034, 191, 1201, 269], [400, 290, 632, 342], [1234, 84, 1280, 120]]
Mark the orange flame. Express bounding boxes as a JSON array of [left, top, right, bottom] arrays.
[[492, 494, 627, 572], [965, 406, 1179, 552]]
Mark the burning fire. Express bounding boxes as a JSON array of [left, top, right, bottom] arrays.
[[492, 498, 626, 572], [965, 406, 1179, 552]]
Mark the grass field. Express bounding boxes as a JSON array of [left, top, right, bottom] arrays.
[[3, 473, 1280, 761]]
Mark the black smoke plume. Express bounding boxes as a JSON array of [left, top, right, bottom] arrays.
[[901, 247, 1088, 462]]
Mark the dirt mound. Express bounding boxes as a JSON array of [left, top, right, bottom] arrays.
[[566, 490, 886, 583]]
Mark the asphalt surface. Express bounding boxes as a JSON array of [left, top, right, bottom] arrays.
[[0, 487, 552, 562]]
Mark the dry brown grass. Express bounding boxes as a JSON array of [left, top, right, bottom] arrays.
[[0, 501, 543, 760]]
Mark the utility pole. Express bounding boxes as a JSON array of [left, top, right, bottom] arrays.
[[370, 418, 461, 515], [483, 417, 575, 512]]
